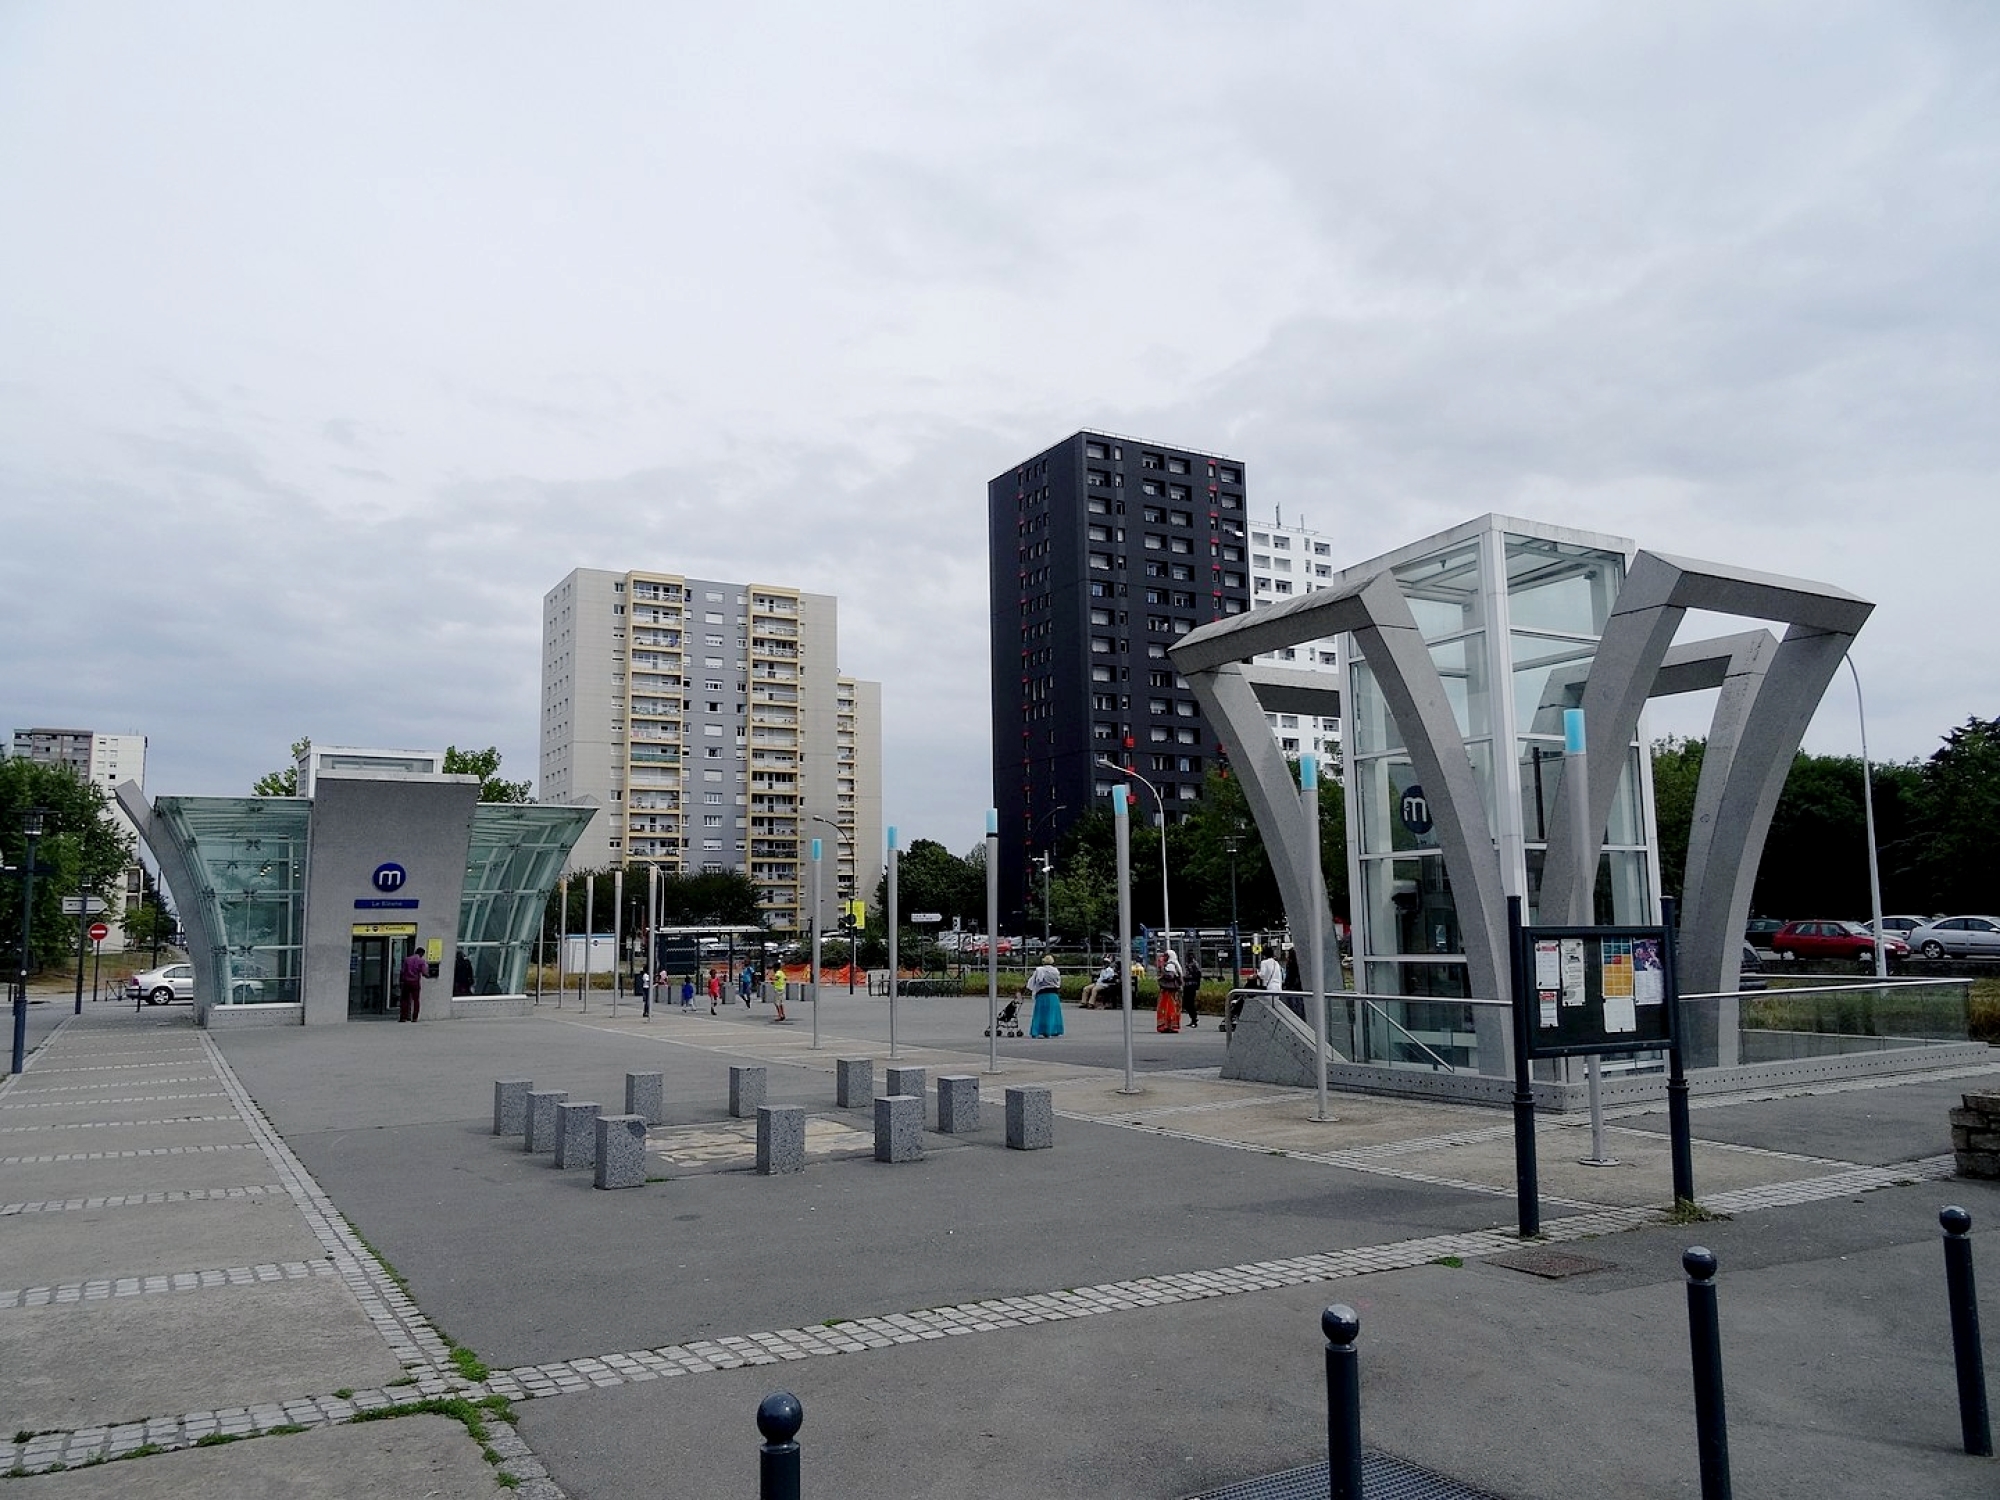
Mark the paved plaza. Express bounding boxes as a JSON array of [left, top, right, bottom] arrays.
[[1, 984, 1995, 1497]]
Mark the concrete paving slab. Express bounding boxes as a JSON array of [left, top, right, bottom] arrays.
[[0, 1119, 256, 1157], [0, 1276, 405, 1433], [0, 1095, 236, 1129], [1620, 1071, 1990, 1164], [1, 1195, 325, 1290], [3, 1149, 276, 1205], [5, 1067, 221, 1096], [5, 1414, 498, 1499]]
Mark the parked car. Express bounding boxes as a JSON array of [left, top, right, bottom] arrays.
[[1872, 914, 1929, 944], [1738, 943, 1768, 991], [1907, 915, 2000, 960], [1744, 917, 1786, 948], [125, 963, 194, 1005], [1768, 920, 1909, 966]]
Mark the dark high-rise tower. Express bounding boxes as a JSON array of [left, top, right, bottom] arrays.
[[988, 432, 1250, 930]]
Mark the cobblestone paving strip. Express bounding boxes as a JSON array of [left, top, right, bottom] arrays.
[[0, 1183, 288, 1216], [32, 1059, 211, 1073], [0, 1258, 339, 1308], [0, 1141, 262, 1164], [0, 1091, 232, 1108], [1, 1075, 216, 1093], [0, 1114, 239, 1133]]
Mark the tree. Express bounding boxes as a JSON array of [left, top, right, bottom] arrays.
[[252, 737, 310, 797], [1, 760, 134, 973], [1650, 736, 1705, 905], [1907, 716, 2000, 912], [442, 745, 533, 803], [872, 839, 984, 930]]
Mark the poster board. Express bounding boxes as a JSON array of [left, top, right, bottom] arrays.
[[1518, 924, 1674, 1059]]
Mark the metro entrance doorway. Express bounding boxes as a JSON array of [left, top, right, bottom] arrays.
[[349, 923, 417, 1018]]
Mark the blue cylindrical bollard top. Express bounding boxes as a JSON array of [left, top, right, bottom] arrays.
[[1941, 1204, 1973, 1237], [1682, 1246, 1717, 1281], [1322, 1304, 1360, 1346], [757, 1391, 804, 1443]]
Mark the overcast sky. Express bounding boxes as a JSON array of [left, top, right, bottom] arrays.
[[3, 3, 1995, 852]]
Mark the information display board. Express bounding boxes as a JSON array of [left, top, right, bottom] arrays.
[[1516, 923, 1675, 1059]]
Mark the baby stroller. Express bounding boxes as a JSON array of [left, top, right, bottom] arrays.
[[985, 997, 1024, 1038]]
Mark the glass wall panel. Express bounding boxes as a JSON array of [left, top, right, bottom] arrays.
[[153, 796, 309, 1005], [1510, 633, 1595, 737], [1431, 633, 1491, 738], [1504, 534, 1624, 636], [1346, 659, 1404, 755], [1361, 854, 1461, 958], [458, 805, 597, 995], [1356, 757, 1435, 856], [1392, 542, 1485, 640], [1517, 738, 1567, 847], [1606, 746, 1646, 847], [1363, 960, 1471, 999]]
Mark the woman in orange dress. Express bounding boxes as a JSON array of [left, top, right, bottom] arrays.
[[1155, 950, 1183, 1033]]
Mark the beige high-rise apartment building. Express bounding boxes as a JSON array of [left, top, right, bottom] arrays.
[[540, 568, 882, 933]]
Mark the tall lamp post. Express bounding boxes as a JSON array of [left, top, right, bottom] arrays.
[[809, 815, 857, 994], [1845, 655, 1888, 980], [1222, 827, 1243, 991], [1098, 757, 1170, 965], [12, 807, 48, 1074], [1032, 803, 1066, 955]]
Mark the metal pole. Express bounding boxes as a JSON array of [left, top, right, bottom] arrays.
[[886, 826, 899, 1059], [1844, 656, 1888, 979], [810, 839, 822, 1051], [1662, 896, 1695, 1204], [1226, 835, 1242, 996], [611, 867, 623, 1018], [582, 876, 593, 1012], [14, 817, 45, 1074], [1114, 785, 1136, 1095], [1682, 1247, 1732, 1500], [755, 1391, 803, 1500], [1565, 709, 1616, 1166], [986, 810, 999, 1074], [555, 876, 567, 1009], [73, 900, 89, 1016], [1941, 1206, 1993, 1456], [1507, 896, 1539, 1237], [1302, 755, 1330, 1120], [1322, 1305, 1363, 1500], [91, 936, 102, 1004]]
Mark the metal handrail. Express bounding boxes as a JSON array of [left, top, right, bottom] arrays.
[[1356, 998, 1457, 1072]]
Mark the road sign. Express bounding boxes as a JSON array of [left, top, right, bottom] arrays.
[[62, 895, 108, 915], [88, 921, 109, 943], [910, 912, 943, 924]]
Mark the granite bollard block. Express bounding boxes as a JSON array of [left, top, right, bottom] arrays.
[[937, 1074, 980, 1134], [626, 1071, 664, 1125], [836, 1057, 872, 1108], [524, 1089, 569, 1154], [594, 1114, 648, 1189], [884, 1065, 926, 1105], [875, 1094, 923, 1163], [1950, 1090, 2000, 1178], [1005, 1086, 1053, 1150], [494, 1079, 533, 1136], [729, 1065, 767, 1118], [757, 1104, 807, 1175], [554, 1101, 602, 1170]]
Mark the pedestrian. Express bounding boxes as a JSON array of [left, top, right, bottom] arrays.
[[681, 975, 695, 1010], [708, 967, 722, 1014], [1027, 958, 1064, 1037], [1156, 948, 1183, 1033], [1284, 947, 1302, 992], [1182, 949, 1204, 1028], [741, 965, 756, 1008], [772, 966, 788, 1022], [1257, 949, 1285, 991], [398, 941, 427, 1023], [453, 949, 475, 997], [635, 965, 651, 1016], [1081, 956, 1118, 1009]]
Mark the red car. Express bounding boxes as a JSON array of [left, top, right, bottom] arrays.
[[1769, 920, 1908, 966]]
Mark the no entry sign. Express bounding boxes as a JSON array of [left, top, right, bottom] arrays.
[[88, 921, 109, 943]]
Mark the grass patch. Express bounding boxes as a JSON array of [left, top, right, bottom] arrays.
[[448, 1346, 490, 1383], [266, 1424, 307, 1436], [194, 1433, 240, 1448], [386, 1375, 417, 1388], [1430, 1255, 1464, 1269], [332, 1388, 353, 1400], [345, 1223, 411, 1296], [1667, 1197, 1729, 1224], [497, 1474, 522, 1489]]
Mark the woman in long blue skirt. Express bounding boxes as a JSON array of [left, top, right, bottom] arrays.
[[1027, 960, 1064, 1037]]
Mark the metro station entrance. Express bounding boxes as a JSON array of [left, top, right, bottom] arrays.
[[349, 923, 417, 1018]]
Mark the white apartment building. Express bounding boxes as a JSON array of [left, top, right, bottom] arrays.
[[540, 569, 882, 933], [9, 726, 150, 948], [1246, 511, 1343, 763]]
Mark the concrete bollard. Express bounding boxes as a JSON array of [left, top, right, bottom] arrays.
[[494, 1079, 533, 1136], [730, 1066, 768, 1119], [524, 1089, 568, 1154], [884, 1065, 925, 1105], [1005, 1086, 1053, 1150], [593, 1114, 648, 1189], [874, 1094, 923, 1163], [553, 1101, 602, 1170], [756, 1105, 807, 1175], [626, 1071, 665, 1125], [937, 1075, 980, 1134], [835, 1057, 872, 1108]]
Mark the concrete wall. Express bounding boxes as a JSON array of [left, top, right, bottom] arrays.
[[300, 771, 481, 1026]]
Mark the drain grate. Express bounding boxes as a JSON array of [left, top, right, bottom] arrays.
[[1190, 1452, 1508, 1499], [1483, 1246, 1615, 1279]]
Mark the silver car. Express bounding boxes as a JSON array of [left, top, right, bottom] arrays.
[[1908, 915, 2000, 959], [126, 963, 194, 1005]]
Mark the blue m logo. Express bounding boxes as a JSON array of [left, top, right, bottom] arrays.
[[372, 862, 408, 893]]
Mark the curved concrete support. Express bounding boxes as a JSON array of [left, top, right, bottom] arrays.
[[115, 783, 222, 1026]]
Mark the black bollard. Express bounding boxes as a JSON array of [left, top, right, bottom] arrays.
[[1940, 1206, 1993, 1457], [1322, 1305, 1362, 1500], [757, 1391, 803, 1500], [1682, 1247, 1732, 1500]]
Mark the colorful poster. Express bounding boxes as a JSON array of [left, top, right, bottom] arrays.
[[1633, 938, 1664, 1005], [1600, 937, 1637, 1032]]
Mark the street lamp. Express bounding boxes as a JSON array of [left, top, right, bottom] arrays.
[[1222, 826, 1243, 991], [12, 807, 49, 1074], [1845, 655, 1888, 980], [1097, 757, 1171, 965], [1031, 803, 1067, 954], [809, 814, 858, 994]]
